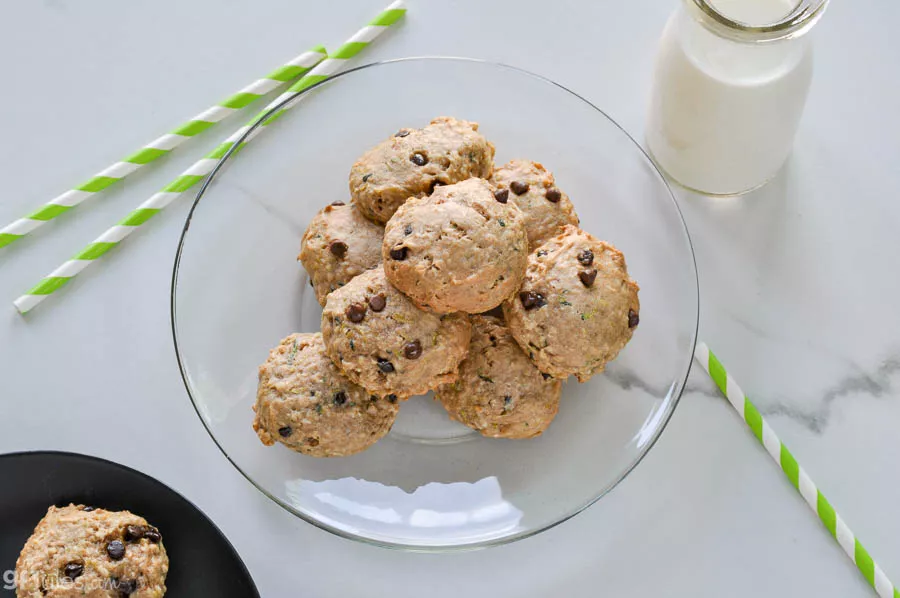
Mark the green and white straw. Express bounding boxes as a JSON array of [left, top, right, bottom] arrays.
[[0, 46, 328, 250], [13, 0, 406, 314], [695, 341, 898, 598]]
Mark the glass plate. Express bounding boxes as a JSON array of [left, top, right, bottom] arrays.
[[172, 57, 698, 551]]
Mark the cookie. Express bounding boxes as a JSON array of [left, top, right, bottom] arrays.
[[436, 315, 562, 439], [321, 268, 471, 398], [383, 178, 528, 314], [349, 116, 495, 223], [15, 504, 168, 598], [502, 225, 640, 382], [299, 202, 383, 306], [253, 333, 399, 457], [490, 159, 580, 248]]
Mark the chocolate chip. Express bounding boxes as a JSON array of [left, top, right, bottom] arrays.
[[494, 188, 509, 204], [541, 372, 553, 380], [377, 358, 395, 373], [519, 291, 546, 310], [345, 302, 367, 323], [628, 309, 640, 328], [536, 249, 548, 257], [395, 129, 410, 138], [410, 152, 427, 166], [143, 528, 161, 543], [82, 506, 95, 512], [278, 426, 292, 438], [386, 394, 398, 403], [106, 540, 125, 561], [403, 340, 422, 360], [362, 173, 373, 182], [579, 269, 598, 287], [389, 246, 408, 260], [307, 437, 319, 447], [577, 249, 594, 266], [124, 525, 145, 542], [510, 181, 530, 195], [503, 395, 512, 405], [116, 579, 138, 595], [403, 224, 413, 235], [63, 563, 84, 580], [333, 391, 347, 406], [545, 188, 562, 203], [429, 179, 446, 193], [368, 293, 386, 312], [331, 200, 345, 206], [329, 240, 348, 258]]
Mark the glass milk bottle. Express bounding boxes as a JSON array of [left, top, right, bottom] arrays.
[[646, 0, 829, 195]]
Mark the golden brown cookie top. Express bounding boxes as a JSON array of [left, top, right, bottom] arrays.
[[382, 178, 528, 314], [349, 116, 494, 223], [503, 225, 640, 382]]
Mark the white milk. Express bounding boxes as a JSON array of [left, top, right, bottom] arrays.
[[646, 0, 814, 195]]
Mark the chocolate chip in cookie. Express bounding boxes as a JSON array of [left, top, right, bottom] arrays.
[[333, 391, 348, 406], [404, 340, 422, 360], [519, 291, 546, 310], [328, 240, 348, 258], [345, 303, 367, 323], [577, 249, 594, 266], [330, 200, 346, 206], [510, 181, 530, 195], [143, 528, 162, 543], [106, 540, 125, 561], [115, 578, 138, 595], [494, 188, 509, 204], [395, 129, 410, 138], [545, 188, 562, 203], [578, 269, 598, 287], [410, 152, 428, 166], [63, 563, 84, 580], [124, 525, 145, 542], [389, 246, 408, 260], [278, 426, 293, 438], [377, 358, 395, 373], [368, 293, 387, 312], [628, 309, 640, 328]]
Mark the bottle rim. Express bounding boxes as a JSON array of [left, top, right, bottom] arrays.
[[687, 0, 829, 42]]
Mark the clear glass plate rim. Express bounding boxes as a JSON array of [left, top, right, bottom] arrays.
[[169, 55, 700, 552]]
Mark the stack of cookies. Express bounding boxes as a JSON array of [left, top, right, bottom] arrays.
[[252, 117, 640, 458]]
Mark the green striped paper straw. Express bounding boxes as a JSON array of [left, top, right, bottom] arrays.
[[13, 0, 406, 314], [0, 45, 328, 250], [695, 341, 898, 598]]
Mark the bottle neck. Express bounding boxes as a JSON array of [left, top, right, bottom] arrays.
[[686, 0, 828, 43]]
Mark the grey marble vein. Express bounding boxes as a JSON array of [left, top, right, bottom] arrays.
[[760, 353, 900, 434], [606, 350, 900, 435], [604, 366, 720, 400]]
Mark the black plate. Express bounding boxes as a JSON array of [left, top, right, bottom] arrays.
[[0, 451, 259, 597]]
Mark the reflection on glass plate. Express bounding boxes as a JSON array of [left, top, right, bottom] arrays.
[[286, 476, 523, 545]]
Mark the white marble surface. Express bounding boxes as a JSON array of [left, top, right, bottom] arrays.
[[1, 0, 898, 596]]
